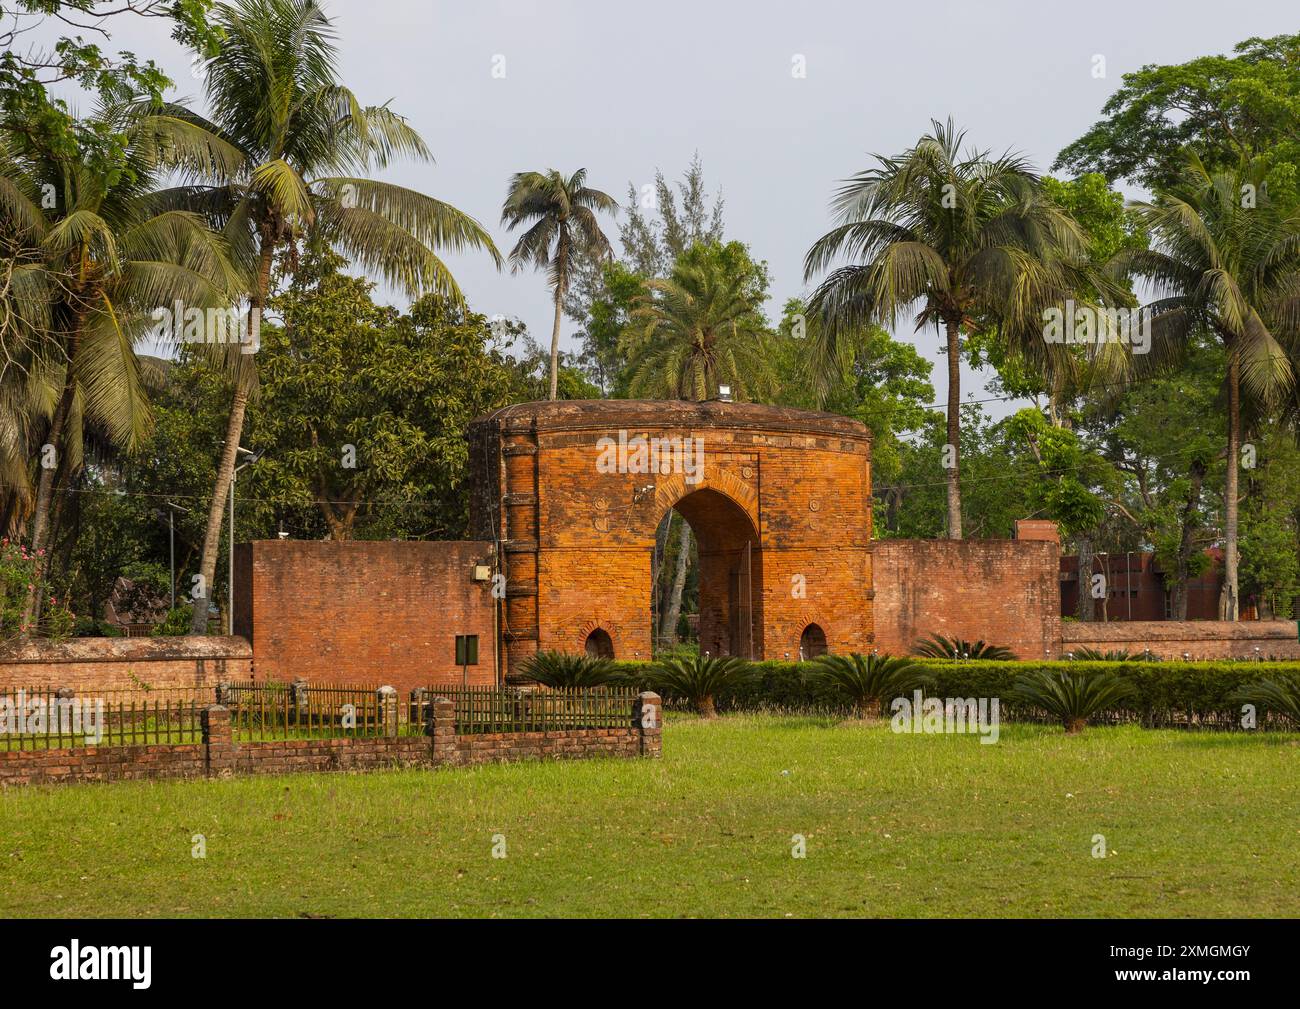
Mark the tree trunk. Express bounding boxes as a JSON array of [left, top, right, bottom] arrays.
[[1171, 459, 1206, 620], [660, 520, 692, 647], [1076, 535, 1095, 622], [189, 387, 249, 634], [21, 351, 77, 632], [548, 285, 563, 401], [189, 242, 273, 635], [1220, 353, 1240, 620], [696, 693, 716, 719], [944, 318, 962, 539]]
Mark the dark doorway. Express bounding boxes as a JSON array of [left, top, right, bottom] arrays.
[[584, 627, 615, 659], [799, 623, 827, 660]]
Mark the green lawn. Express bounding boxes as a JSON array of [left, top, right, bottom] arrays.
[[1, 715, 1297, 918]]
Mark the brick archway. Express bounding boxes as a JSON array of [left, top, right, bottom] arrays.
[[470, 400, 873, 679]]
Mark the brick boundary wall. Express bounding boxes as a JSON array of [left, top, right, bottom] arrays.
[[0, 692, 662, 787], [0, 636, 252, 693], [1062, 620, 1300, 660], [872, 538, 1062, 659]]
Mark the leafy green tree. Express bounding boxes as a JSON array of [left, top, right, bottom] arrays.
[[248, 249, 526, 540], [164, 0, 501, 633], [1054, 33, 1300, 201], [804, 118, 1092, 538], [501, 168, 616, 401], [1113, 157, 1300, 619]]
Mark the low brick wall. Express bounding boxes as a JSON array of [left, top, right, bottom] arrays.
[[0, 693, 662, 787], [1062, 620, 1300, 660], [0, 636, 252, 693]]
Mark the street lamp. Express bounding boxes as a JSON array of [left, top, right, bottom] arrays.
[[162, 501, 189, 611], [229, 447, 261, 633]]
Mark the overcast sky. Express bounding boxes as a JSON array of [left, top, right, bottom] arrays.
[[27, 0, 1300, 414]]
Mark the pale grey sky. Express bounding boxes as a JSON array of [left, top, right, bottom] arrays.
[[28, 0, 1300, 413]]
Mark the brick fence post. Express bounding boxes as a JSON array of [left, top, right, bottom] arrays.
[[202, 704, 233, 777], [377, 685, 398, 736], [427, 696, 456, 765], [634, 691, 662, 757]]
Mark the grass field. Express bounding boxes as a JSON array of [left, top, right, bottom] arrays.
[[2, 714, 1297, 918]]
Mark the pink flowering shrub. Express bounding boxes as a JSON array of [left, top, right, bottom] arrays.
[[0, 539, 75, 642]]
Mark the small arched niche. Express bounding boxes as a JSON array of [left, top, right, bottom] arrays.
[[799, 623, 828, 660], [584, 627, 615, 659]]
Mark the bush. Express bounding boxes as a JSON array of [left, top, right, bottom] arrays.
[[811, 653, 932, 719], [608, 657, 1300, 727], [1009, 668, 1137, 734], [151, 606, 194, 637], [1069, 646, 1139, 661], [0, 539, 75, 641], [517, 650, 622, 688]]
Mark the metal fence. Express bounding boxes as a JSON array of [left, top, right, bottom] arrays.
[[415, 685, 641, 734], [1, 682, 641, 749]]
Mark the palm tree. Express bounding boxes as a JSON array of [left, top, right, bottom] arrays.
[[1010, 668, 1136, 734], [651, 654, 751, 718], [501, 168, 616, 400], [621, 241, 774, 646], [623, 240, 774, 401], [0, 103, 239, 630], [1112, 157, 1300, 619], [161, 0, 502, 634], [811, 652, 931, 719], [804, 118, 1091, 538]]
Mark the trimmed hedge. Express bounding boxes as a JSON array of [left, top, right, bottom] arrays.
[[611, 659, 1300, 728]]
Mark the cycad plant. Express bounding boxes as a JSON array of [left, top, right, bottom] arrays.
[[1111, 156, 1300, 619], [651, 654, 751, 718], [811, 652, 932, 719], [166, 0, 501, 633], [1230, 677, 1300, 728], [1010, 668, 1136, 733], [501, 168, 617, 400], [804, 118, 1094, 538], [518, 650, 622, 688], [911, 634, 1015, 660]]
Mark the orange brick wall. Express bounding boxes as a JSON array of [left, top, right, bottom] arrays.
[[1062, 620, 1300, 660], [234, 540, 497, 692], [470, 400, 873, 675], [0, 636, 252, 693], [872, 538, 1062, 659]]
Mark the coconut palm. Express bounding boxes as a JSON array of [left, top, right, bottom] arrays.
[[1111, 157, 1300, 619], [501, 168, 617, 400], [1010, 668, 1136, 733], [159, 0, 502, 633], [811, 652, 932, 719], [804, 118, 1093, 538], [623, 240, 775, 401], [0, 104, 239, 629]]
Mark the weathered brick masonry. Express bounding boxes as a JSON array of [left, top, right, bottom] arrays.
[[233, 540, 496, 691], [0, 693, 662, 787], [469, 400, 874, 676], [873, 538, 1062, 659], [1062, 620, 1300, 660], [0, 636, 251, 693]]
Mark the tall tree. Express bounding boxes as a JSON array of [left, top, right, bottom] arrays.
[[1, 99, 238, 631], [163, 0, 501, 633], [623, 240, 774, 401], [501, 168, 616, 400], [1113, 157, 1300, 619], [804, 118, 1091, 538]]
